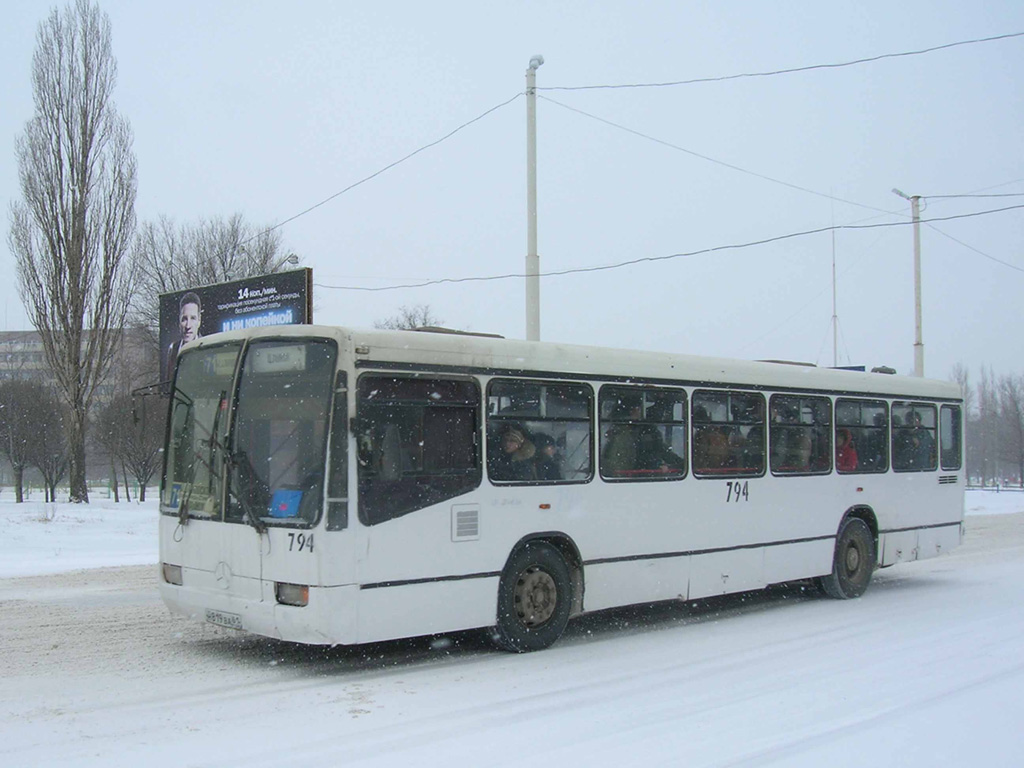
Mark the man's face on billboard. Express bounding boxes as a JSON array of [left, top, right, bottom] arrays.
[[179, 302, 201, 343]]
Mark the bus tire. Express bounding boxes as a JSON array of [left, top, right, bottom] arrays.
[[819, 517, 876, 599], [494, 542, 572, 653]]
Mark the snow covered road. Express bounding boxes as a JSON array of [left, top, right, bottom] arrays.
[[1, 509, 1023, 767]]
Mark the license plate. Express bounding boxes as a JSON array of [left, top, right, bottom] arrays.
[[205, 609, 243, 630]]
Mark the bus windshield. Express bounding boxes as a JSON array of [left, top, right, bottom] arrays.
[[162, 343, 242, 518], [226, 339, 337, 528], [162, 338, 338, 527]]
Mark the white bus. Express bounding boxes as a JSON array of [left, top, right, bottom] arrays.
[[158, 325, 964, 652]]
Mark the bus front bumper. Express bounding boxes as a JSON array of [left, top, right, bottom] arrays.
[[158, 577, 360, 646]]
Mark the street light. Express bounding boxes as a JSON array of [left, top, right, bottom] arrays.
[[893, 188, 924, 377], [273, 253, 300, 272], [525, 54, 544, 341]]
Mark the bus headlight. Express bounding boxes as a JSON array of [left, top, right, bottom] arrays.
[[162, 563, 183, 585], [275, 582, 309, 607]]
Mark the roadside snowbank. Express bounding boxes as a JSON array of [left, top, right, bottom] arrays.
[[0, 497, 158, 578]]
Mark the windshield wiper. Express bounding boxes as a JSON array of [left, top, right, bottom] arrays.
[[226, 450, 268, 535]]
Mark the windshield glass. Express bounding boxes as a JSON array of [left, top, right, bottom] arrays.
[[227, 339, 338, 528], [162, 343, 242, 518]]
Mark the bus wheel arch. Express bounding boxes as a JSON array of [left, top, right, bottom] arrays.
[[845, 505, 878, 544], [819, 509, 877, 600], [493, 533, 582, 653]]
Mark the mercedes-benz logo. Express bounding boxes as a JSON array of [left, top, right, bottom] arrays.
[[215, 561, 232, 589]]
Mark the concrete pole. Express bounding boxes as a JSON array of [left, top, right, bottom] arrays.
[[911, 195, 924, 377], [525, 55, 543, 341], [893, 188, 925, 377]]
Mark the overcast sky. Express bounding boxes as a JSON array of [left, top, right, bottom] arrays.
[[2, 1, 1022, 381]]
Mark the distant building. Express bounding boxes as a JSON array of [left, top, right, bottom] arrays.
[[0, 329, 157, 402]]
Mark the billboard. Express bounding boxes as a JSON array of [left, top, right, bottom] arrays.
[[159, 268, 313, 383]]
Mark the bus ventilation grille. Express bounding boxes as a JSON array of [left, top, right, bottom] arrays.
[[938, 475, 959, 485], [451, 506, 480, 542]]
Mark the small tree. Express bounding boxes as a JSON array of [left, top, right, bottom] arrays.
[[999, 374, 1024, 487], [93, 392, 165, 501], [975, 367, 1000, 485], [25, 388, 69, 502], [0, 381, 38, 502]]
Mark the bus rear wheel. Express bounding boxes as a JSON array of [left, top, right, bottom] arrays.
[[819, 517, 876, 599], [494, 542, 572, 653]]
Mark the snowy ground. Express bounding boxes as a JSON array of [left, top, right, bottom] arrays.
[[0, 489, 1022, 766]]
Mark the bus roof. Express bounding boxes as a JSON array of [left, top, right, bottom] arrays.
[[194, 324, 962, 402]]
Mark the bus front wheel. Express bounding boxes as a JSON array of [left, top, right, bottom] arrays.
[[819, 517, 876, 599], [494, 542, 572, 652]]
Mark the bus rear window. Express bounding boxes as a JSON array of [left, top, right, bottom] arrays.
[[940, 405, 962, 471]]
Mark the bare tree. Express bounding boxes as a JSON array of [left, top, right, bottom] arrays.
[[93, 392, 165, 502], [949, 363, 973, 419], [24, 388, 69, 502], [999, 374, 1024, 487], [8, 0, 138, 502], [0, 381, 38, 502], [975, 367, 1000, 486], [374, 305, 444, 331], [130, 214, 295, 350]]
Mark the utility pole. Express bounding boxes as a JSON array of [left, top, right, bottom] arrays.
[[893, 188, 924, 377], [525, 55, 544, 341], [832, 225, 838, 368], [830, 197, 838, 368]]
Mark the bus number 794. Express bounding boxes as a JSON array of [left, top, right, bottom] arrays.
[[726, 481, 749, 503], [288, 533, 314, 553]]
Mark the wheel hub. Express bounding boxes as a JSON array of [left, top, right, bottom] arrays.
[[845, 544, 861, 573], [515, 567, 557, 627]]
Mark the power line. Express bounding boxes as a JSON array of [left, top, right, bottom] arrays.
[[540, 31, 1024, 92], [927, 193, 1024, 199], [926, 223, 1024, 273], [236, 93, 523, 248], [539, 95, 897, 217], [316, 203, 1024, 292]]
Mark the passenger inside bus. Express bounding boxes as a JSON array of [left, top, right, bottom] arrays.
[[740, 425, 764, 470], [603, 400, 683, 477], [489, 424, 538, 482], [533, 433, 563, 481], [910, 411, 936, 468], [836, 428, 858, 471]]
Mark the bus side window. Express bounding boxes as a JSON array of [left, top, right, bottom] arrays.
[[356, 375, 481, 526], [835, 399, 888, 474], [326, 371, 348, 531], [487, 379, 593, 484], [599, 385, 687, 481], [940, 405, 963, 471], [769, 394, 832, 475], [892, 403, 937, 472], [691, 390, 765, 477]]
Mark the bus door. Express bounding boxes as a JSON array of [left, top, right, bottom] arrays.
[[163, 343, 265, 601], [226, 339, 339, 594]]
